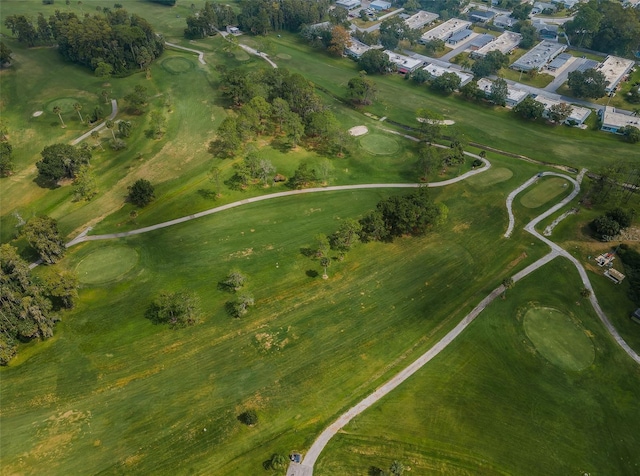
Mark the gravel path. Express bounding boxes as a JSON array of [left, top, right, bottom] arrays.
[[70, 99, 118, 146], [164, 42, 206, 64]]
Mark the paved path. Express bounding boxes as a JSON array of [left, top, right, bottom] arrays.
[[66, 158, 490, 247], [287, 167, 639, 476], [218, 30, 279, 69], [165, 41, 206, 64], [70, 99, 118, 146], [543, 56, 587, 93]]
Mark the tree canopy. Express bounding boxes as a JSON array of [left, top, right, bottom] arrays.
[[36, 143, 91, 183], [23, 216, 66, 264], [5, 9, 164, 74], [128, 179, 155, 207], [567, 68, 607, 99], [359, 49, 393, 75]]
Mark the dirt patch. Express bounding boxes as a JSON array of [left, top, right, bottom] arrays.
[[417, 117, 455, 125], [451, 222, 470, 233], [507, 252, 527, 270], [348, 125, 368, 137], [229, 248, 253, 258]]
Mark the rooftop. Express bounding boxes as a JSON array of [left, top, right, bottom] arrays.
[[477, 78, 528, 105], [601, 106, 640, 130], [533, 95, 592, 123], [384, 50, 424, 71], [421, 18, 472, 42], [346, 38, 372, 57], [404, 10, 439, 30], [468, 10, 496, 20], [547, 52, 572, 70], [511, 40, 566, 71], [474, 31, 522, 57], [595, 55, 636, 92], [422, 63, 473, 85]]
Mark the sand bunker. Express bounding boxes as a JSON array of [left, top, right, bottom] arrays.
[[416, 117, 455, 125], [348, 125, 368, 137], [32, 111, 43, 117]]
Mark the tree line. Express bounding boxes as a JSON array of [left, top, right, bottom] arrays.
[[4, 7, 164, 75], [237, 0, 332, 35]]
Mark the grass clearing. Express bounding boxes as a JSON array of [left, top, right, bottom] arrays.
[[523, 306, 595, 371], [465, 166, 513, 188], [520, 177, 569, 208], [75, 245, 139, 285], [359, 133, 399, 155]]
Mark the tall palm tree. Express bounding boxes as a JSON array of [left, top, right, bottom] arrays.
[[53, 105, 66, 128], [73, 102, 84, 123], [105, 120, 116, 140], [91, 130, 104, 150]]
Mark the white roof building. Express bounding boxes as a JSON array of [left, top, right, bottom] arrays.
[[404, 11, 439, 30], [422, 63, 473, 87], [345, 38, 373, 59], [336, 0, 361, 9], [600, 107, 640, 133], [473, 31, 522, 58], [384, 50, 424, 73], [533, 95, 592, 125], [420, 18, 472, 43], [511, 40, 566, 71], [595, 56, 635, 93], [477, 78, 528, 107]]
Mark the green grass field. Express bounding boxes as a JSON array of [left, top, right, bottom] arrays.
[[316, 259, 640, 475], [1, 2, 640, 475]]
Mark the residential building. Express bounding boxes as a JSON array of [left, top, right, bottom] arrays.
[[595, 55, 635, 93], [345, 38, 373, 59], [531, 2, 557, 14], [510, 40, 566, 71], [468, 10, 496, 23], [532, 94, 592, 125], [477, 78, 528, 107], [370, 0, 392, 11], [420, 18, 472, 43], [468, 34, 495, 51], [493, 15, 517, 29], [605, 268, 626, 284], [532, 20, 559, 41], [336, 0, 361, 9], [404, 11, 439, 30], [600, 107, 640, 133], [422, 63, 473, 87], [447, 29, 473, 45], [473, 31, 522, 58], [551, 0, 579, 8], [546, 52, 572, 72], [384, 50, 424, 74]]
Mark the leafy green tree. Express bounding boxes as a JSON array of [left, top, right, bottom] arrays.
[[330, 218, 362, 254], [209, 117, 241, 158], [149, 111, 166, 139], [359, 49, 393, 75], [94, 62, 113, 79], [269, 453, 286, 470], [416, 144, 440, 180], [320, 256, 331, 279], [0, 41, 13, 66], [515, 21, 538, 49], [0, 244, 57, 365], [580, 287, 592, 299], [489, 78, 508, 106], [423, 38, 445, 55], [359, 209, 389, 242], [124, 85, 149, 114], [548, 103, 573, 124], [606, 208, 633, 228], [73, 102, 84, 123], [43, 269, 79, 309], [390, 460, 405, 476], [72, 164, 97, 201], [620, 125, 640, 144], [4, 15, 38, 47], [501, 277, 514, 299], [347, 75, 377, 106], [282, 111, 305, 148], [328, 25, 351, 56], [146, 291, 201, 328], [416, 108, 443, 143], [105, 120, 116, 140], [53, 105, 66, 128], [289, 162, 317, 189], [513, 96, 545, 120], [36, 143, 91, 182], [223, 270, 247, 292], [472, 51, 508, 78], [127, 179, 155, 207], [23, 216, 66, 264], [91, 131, 104, 151], [511, 3, 532, 20], [314, 233, 331, 258], [232, 293, 255, 318], [237, 409, 258, 425], [430, 72, 461, 94], [567, 69, 607, 99], [118, 120, 132, 138], [0, 141, 14, 177]]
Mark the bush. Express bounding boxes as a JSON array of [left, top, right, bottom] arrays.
[[127, 179, 155, 207], [237, 409, 258, 426], [146, 291, 200, 328], [109, 139, 126, 150]]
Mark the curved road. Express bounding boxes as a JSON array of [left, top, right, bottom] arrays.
[[286, 168, 639, 476], [164, 42, 206, 65], [70, 99, 118, 146]]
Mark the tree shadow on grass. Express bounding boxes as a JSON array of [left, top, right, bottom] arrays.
[[299, 247, 314, 258], [197, 188, 217, 200], [306, 270, 318, 278]]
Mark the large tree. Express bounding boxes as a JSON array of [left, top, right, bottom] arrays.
[[0, 41, 13, 66], [489, 78, 508, 106], [431, 72, 461, 94], [146, 291, 201, 328], [471, 51, 509, 78], [567, 68, 607, 99], [0, 141, 14, 177], [36, 143, 91, 183], [23, 216, 66, 264], [347, 75, 377, 105], [328, 25, 350, 56], [127, 179, 155, 207], [359, 49, 393, 75], [513, 96, 545, 120]]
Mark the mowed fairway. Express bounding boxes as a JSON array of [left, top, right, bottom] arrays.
[[2, 178, 539, 475], [316, 259, 640, 475], [524, 306, 595, 371], [520, 177, 570, 209]]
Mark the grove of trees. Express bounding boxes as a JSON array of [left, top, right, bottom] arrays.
[[4, 8, 164, 75], [36, 143, 91, 183]]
